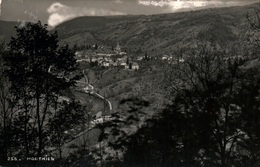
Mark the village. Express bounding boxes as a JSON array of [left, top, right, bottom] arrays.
[[74, 42, 189, 72], [75, 43, 140, 70]]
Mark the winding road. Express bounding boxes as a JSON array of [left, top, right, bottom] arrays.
[[82, 70, 112, 111], [49, 66, 112, 111], [49, 69, 113, 157]]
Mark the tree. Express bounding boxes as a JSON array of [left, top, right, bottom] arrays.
[[129, 63, 132, 70], [122, 102, 192, 167], [164, 43, 246, 166], [92, 98, 149, 166], [0, 42, 18, 162], [95, 43, 98, 50], [232, 7, 260, 166], [48, 100, 88, 163], [233, 66, 260, 167], [117, 43, 248, 167], [4, 21, 81, 157], [144, 51, 148, 60], [246, 6, 260, 56], [72, 44, 79, 52]]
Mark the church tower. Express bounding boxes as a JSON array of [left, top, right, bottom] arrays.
[[115, 42, 121, 53]]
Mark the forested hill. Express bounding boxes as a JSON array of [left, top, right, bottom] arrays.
[[53, 2, 259, 56], [0, 2, 259, 55]]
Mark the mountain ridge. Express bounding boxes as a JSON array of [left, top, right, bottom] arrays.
[[0, 2, 259, 56], [53, 2, 259, 56]]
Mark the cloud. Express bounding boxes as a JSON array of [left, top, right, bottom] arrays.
[[47, 2, 125, 27], [46, 0, 259, 27], [114, 0, 123, 4], [138, 0, 259, 12]]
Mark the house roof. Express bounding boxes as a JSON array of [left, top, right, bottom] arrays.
[[132, 62, 139, 66]]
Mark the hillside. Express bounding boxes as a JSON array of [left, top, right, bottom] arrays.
[[53, 3, 259, 56], [0, 20, 17, 41], [0, 3, 259, 52]]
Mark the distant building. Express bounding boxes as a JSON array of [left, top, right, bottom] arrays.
[[132, 62, 139, 70], [115, 42, 121, 53], [76, 58, 91, 63], [57, 96, 70, 103], [91, 57, 97, 62], [179, 58, 185, 63], [162, 55, 169, 60], [96, 53, 107, 56], [137, 56, 144, 61], [84, 84, 94, 93], [75, 51, 81, 57], [119, 51, 126, 55], [102, 61, 110, 67], [120, 62, 127, 67]]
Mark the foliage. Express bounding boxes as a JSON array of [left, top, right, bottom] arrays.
[[47, 100, 89, 163], [0, 42, 19, 162], [93, 41, 260, 167], [89, 98, 150, 166], [124, 43, 247, 167], [3, 21, 81, 158]]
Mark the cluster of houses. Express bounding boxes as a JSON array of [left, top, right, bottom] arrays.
[[83, 84, 94, 94], [90, 111, 116, 126], [75, 42, 140, 70], [161, 54, 245, 64], [76, 51, 140, 70], [161, 54, 185, 63]]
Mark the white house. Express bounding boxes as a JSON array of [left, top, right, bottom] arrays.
[[102, 61, 110, 67], [119, 51, 126, 55], [84, 84, 94, 94], [120, 62, 127, 66], [179, 58, 185, 63], [57, 96, 70, 102], [132, 62, 139, 70], [76, 58, 91, 63], [91, 57, 97, 62], [162, 55, 169, 60], [91, 118, 104, 125], [137, 56, 144, 61]]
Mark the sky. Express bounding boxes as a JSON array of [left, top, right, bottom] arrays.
[[0, 0, 259, 27]]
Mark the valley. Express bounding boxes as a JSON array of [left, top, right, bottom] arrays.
[[0, 2, 260, 166]]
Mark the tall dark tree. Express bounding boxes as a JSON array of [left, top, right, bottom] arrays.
[[233, 7, 260, 166], [4, 21, 81, 157], [0, 42, 18, 162], [95, 43, 98, 50], [72, 44, 78, 52], [234, 67, 260, 167], [164, 43, 246, 166], [144, 51, 148, 60]]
